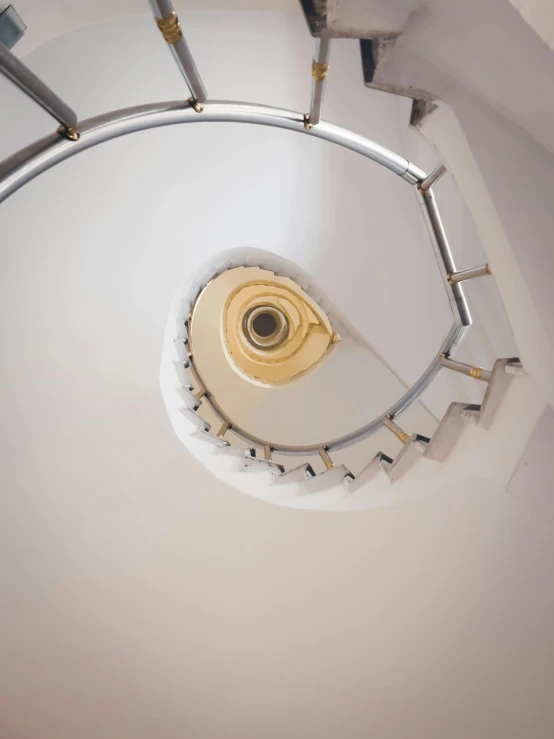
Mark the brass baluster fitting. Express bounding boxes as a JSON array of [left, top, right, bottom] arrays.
[[57, 125, 79, 141], [187, 96, 204, 113], [312, 60, 329, 82], [155, 12, 183, 45]]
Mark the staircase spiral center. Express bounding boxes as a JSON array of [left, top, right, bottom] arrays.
[[244, 306, 288, 349]]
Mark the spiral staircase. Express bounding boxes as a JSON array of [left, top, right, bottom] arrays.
[[3, 4, 554, 739], [163, 249, 526, 510], [1, 0, 552, 515]]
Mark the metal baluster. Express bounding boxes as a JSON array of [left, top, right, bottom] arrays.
[[0, 41, 78, 139], [440, 355, 492, 382], [318, 447, 335, 470], [149, 0, 207, 107], [383, 416, 410, 444], [216, 422, 230, 439], [448, 265, 491, 284], [304, 38, 331, 129]]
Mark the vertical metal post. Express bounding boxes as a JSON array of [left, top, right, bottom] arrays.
[[318, 447, 335, 470], [149, 0, 207, 106], [216, 422, 230, 439], [0, 41, 78, 137], [383, 416, 410, 444], [304, 38, 331, 129]]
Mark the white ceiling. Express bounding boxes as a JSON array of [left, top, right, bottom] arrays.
[[0, 6, 550, 739]]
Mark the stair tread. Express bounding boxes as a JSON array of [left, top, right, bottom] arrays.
[[244, 457, 285, 475], [345, 452, 392, 492], [175, 297, 192, 337], [180, 407, 210, 432], [177, 385, 201, 410], [304, 464, 354, 493], [273, 463, 315, 484], [425, 402, 480, 462], [195, 428, 230, 447], [173, 361, 191, 386], [385, 435, 427, 482], [173, 337, 190, 362], [480, 357, 520, 428], [220, 447, 256, 458]]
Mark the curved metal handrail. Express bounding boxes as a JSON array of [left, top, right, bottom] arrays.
[[0, 99, 426, 204], [184, 298, 467, 456], [0, 96, 473, 457], [0, 97, 469, 336]]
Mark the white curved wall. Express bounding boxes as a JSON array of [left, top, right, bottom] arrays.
[[3, 11, 551, 739]]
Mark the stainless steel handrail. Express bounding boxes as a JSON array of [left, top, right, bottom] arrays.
[[0, 96, 472, 457], [417, 186, 471, 327], [0, 100, 425, 203]]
